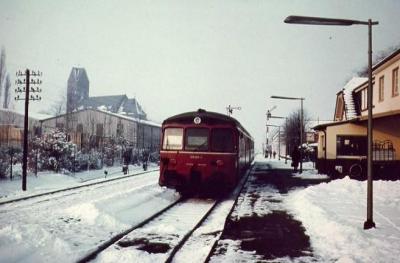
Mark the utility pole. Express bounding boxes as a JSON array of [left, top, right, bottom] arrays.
[[15, 69, 42, 191], [266, 105, 277, 157]]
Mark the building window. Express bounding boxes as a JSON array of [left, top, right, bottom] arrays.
[[117, 123, 124, 137], [393, 67, 399, 97], [379, 76, 384, 102], [337, 135, 367, 156], [335, 95, 344, 121], [56, 122, 64, 130], [361, 88, 367, 110], [77, 123, 83, 133], [96, 124, 103, 137]]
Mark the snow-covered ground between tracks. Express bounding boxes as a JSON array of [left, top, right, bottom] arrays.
[[0, 167, 181, 263]]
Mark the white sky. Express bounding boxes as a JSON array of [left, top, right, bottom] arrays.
[[1, 0, 400, 150]]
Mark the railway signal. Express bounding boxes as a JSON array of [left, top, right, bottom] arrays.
[[226, 105, 241, 116]]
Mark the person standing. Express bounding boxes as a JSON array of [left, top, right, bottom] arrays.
[[291, 146, 300, 172]]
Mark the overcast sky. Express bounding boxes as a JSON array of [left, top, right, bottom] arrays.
[[1, 0, 400, 150]]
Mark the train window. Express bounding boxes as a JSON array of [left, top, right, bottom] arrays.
[[211, 128, 234, 152], [163, 128, 183, 150], [185, 128, 209, 151]]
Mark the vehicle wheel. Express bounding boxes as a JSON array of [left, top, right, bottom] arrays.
[[349, 163, 363, 180]]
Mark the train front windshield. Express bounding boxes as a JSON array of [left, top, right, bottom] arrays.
[[163, 128, 183, 150], [163, 127, 234, 152], [185, 128, 209, 151]]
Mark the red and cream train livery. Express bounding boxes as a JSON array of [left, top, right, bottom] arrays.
[[159, 109, 254, 193]]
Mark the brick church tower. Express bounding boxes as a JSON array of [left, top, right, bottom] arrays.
[[66, 67, 89, 113]]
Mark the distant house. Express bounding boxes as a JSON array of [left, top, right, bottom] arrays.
[[0, 108, 50, 148], [314, 48, 400, 178], [67, 67, 146, 120]]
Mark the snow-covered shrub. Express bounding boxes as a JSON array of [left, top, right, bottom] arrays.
[[29, 129, 77, 172], [0, 146, 21, 179]]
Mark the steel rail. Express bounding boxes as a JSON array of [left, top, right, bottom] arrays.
[[164, 198, 221, 263], [0, 168, 159, 206], [203, 165, 254, 263], [76, 196, 184, 263]]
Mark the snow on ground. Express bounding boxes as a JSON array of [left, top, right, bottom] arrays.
[[0, 163, 157, 200], [285, 177, 400, 262], [1, 155, 399, 262], [172, 169, 251, 263], [95, 198, 215, 263], [0, 166, 180, 263]]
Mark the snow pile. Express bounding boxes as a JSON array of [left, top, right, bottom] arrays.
[[285, 177, 400, 262], [342, 77, 367, 120]]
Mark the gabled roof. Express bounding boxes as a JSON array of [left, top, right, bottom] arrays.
[[372, 47, 400, 71], [83, 95, 128, 113], [122, 98, 146, 118], [41, 108, 161, 127]]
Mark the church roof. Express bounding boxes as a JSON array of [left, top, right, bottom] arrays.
[[83, 95, 127, 113], [122, 98, 146, 118], [81, 94, 147, 119]]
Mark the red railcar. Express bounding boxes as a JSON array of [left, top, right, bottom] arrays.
[[159, 109, 254, 193]]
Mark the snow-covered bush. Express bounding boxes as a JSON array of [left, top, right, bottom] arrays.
[[0, 146, 21, 179], [29, 129, 76, 172]]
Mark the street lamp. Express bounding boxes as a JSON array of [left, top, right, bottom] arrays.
[[284, 15, 378, 230], [271, 95, 304, 173]]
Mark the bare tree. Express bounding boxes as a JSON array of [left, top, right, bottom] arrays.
[[3, 74, 11, 109], [42, 93, 67, 116], [356, 44, 400, 77], [283, 108, 310, 153], [0, 47, 6, 104]]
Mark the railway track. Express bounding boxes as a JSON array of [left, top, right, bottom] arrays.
[[77, 165, 254, 263], [0, 168, 159, 207]]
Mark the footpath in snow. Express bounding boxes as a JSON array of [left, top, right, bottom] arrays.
[[258, 155, 400, 263], [285, 176, 400, 262]]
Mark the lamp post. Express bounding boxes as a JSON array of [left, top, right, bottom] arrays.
[[271, 95, 304, 173], [284, 15, 378, 229], [266, 105, 277, 156]]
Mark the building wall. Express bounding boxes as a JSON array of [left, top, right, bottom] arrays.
[[41, 109, 161, 151], [0, 109, 42, 130], [42, 109, 137, 143], [319, 118, 400, 161], [360, 52, 400, 118]]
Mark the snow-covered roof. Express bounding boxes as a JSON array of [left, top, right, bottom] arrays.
[[95, 108, 160, 127], [0, 107, 52, 121], [343, 77, 367, 119]]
